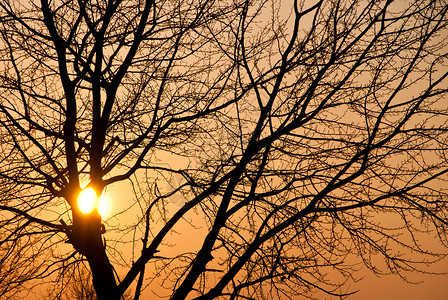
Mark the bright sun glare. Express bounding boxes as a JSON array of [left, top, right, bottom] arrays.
[[77, 187, 109, 217]]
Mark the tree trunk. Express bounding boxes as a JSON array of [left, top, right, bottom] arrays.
[[68, 211, 120, 300]]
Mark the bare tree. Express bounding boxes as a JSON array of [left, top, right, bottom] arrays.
[[0, 0, 448, 299], [64, 268, 99, 300], [38, 263, 133, 300]]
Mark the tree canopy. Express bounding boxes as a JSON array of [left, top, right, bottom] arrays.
[[0, 0, 448, 299]]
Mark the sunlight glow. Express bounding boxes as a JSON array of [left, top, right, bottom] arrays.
[[77, 187, 110, 217], [98, 194, 108, 217], [77, 187, 97, 214]]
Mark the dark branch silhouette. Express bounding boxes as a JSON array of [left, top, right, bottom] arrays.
[[1, 0, 448, 299]]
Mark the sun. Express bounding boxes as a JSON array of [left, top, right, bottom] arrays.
[[77, 187, 110, 217]]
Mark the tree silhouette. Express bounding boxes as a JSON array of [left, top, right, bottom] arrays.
[[0, 0, 447, 299], [39, 264, 133, 300]]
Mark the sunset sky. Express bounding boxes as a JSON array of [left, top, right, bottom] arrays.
[[1, 0, 448, 299]]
